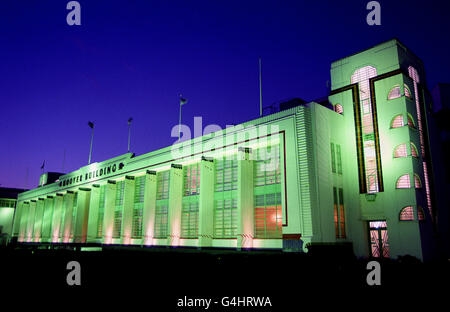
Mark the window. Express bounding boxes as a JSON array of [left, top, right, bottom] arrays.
[[154, 204, 168, 238], [390, 115, 404, 128], [254, 146, 281, 186], [394, 143, 408, 158], [181, 201, 199, 238], [97, 185, 106, 238], [404, 84, 412, 99], [132, 176, 145, 238], [113, 181, 125, 238], [330, 143, 336, 173], [157, 171, 170, 200], [214, 198, 237, 238], [334, 104, 343, 114], [215, 155, 238, 192], [184, 163, 200, 196], [399, 206, 414, 221], [411, 142, 419, 158], [407, 114, 416, 128], [396, 174, 411, 189], [254, 193, 282, 239], [369, 221, 389, 258], [388, 85, 401, 100], [333, 187, 346, 239], [414, 174, 422, 189], [0, 199, 15, 208], [336, 145, 342, 174]]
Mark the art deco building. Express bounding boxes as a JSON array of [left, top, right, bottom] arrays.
[[11, 39, 444, 261]]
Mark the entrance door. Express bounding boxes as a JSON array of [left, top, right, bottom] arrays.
[[368, 221, 389, 258]]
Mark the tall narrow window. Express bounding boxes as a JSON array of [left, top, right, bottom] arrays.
[[215, 155, 238, 192], [330, 143, 336, 173], [254, 193, 282, 239], [181, 201, 199, 238], [388, 85, 402, 100], [333, 187, 339, 238], [390, 115, 404, 128], [113, 181, 125, 238], [214, 198, 237, 238], [184, 163, 200, 196], [97, 185, 106, 238], [157, 171, 170, 200], [254, 146, 281, 186], [132, 176, 145, 238], [154, 204, 168, 238], [338, 188, 346, 238], [336, 144, 342, 174], [396, 174, 411, 189], [399, 206, 414, 221], [394, 143, 408, 158]]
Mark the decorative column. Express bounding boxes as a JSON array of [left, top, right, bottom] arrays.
[[74, 187, 91, 243], [121, 176, 136, 245], [142, 170, 157, 246], [87, 185, 100, 243], [51, 194, 64, 243], [198, 157, 215, 248], [102, 180, 117, 244], [237, 147, 254, 249], [18, 201, 29, 242], [26, 200, 36, 242], [41, 196, 54, 243], [167, 164, 183, 246], [62, 191, 75, 243]]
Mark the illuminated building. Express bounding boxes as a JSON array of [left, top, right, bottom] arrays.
[[11, 39, 444, 260]]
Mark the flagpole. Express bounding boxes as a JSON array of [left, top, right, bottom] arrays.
[[259, 56, 263, 117], [178, 95, 182, 141], [88, 122, 94, 165], [128, 117, 133, 153]]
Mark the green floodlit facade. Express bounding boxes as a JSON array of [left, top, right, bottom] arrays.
[[11, 39, 439, 260]]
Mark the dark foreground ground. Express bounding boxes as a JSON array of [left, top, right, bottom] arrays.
[[1, 245, 448, 309]]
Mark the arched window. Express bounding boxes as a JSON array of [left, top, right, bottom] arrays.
[[417, 206, 425, 221], [390, 114, 404, 128], [404, 84, 412, 99], [334, 104, 343, 115], [399, 206, 415, 221], [394, 143, 408, 158], [407, 114, 416, 128], [388, 85, 402, 100], [414, 174, 422, 189], [396, 174, 411, 189], [411, 142, 419, 158]]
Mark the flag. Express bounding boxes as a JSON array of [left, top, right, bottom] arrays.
[[128, 117, 133, 125], [40, 160, 45, 170], [88, 121, 94, 129], [180, 96, 187, 106]]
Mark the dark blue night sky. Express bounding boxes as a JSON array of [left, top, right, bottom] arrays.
[[1, 0, 450, 189]]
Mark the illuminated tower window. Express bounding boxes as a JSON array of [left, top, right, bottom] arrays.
[[333, 187, 346, 239], [393, 143, 408, 158], [351, 66, 379, 193], [388, 85, 402, 100], [396, 174, 411, 189], [334, 104, 343, 114], [390, 114, 404, 128], [414, 174, 422, 189], [369, 221, 389, 258], [409, 66, 433, 219], [407, 114, 416, 128], [399, 206, 414, 221]]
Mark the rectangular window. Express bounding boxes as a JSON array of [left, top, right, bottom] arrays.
[[336, 144, 342, 174], [132, 176, 145, 238], [214, 198, 237, 238], [369, 221, 389, 258], [254, 146, 281, 186], [184, 163, 200, 196], [97, 185, 106, 238], [333, 187, 346, 239], [333, 187, 339, 238], [113, 181, 125, 238], [157, 171, 170, 200], [338, 188, 346, 238], [154, 204, 168, 238], [215, 155, 238, 192], [181, 201, 199, 238], [254, 193, 282, 239], [331, 143, 336, 173]]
